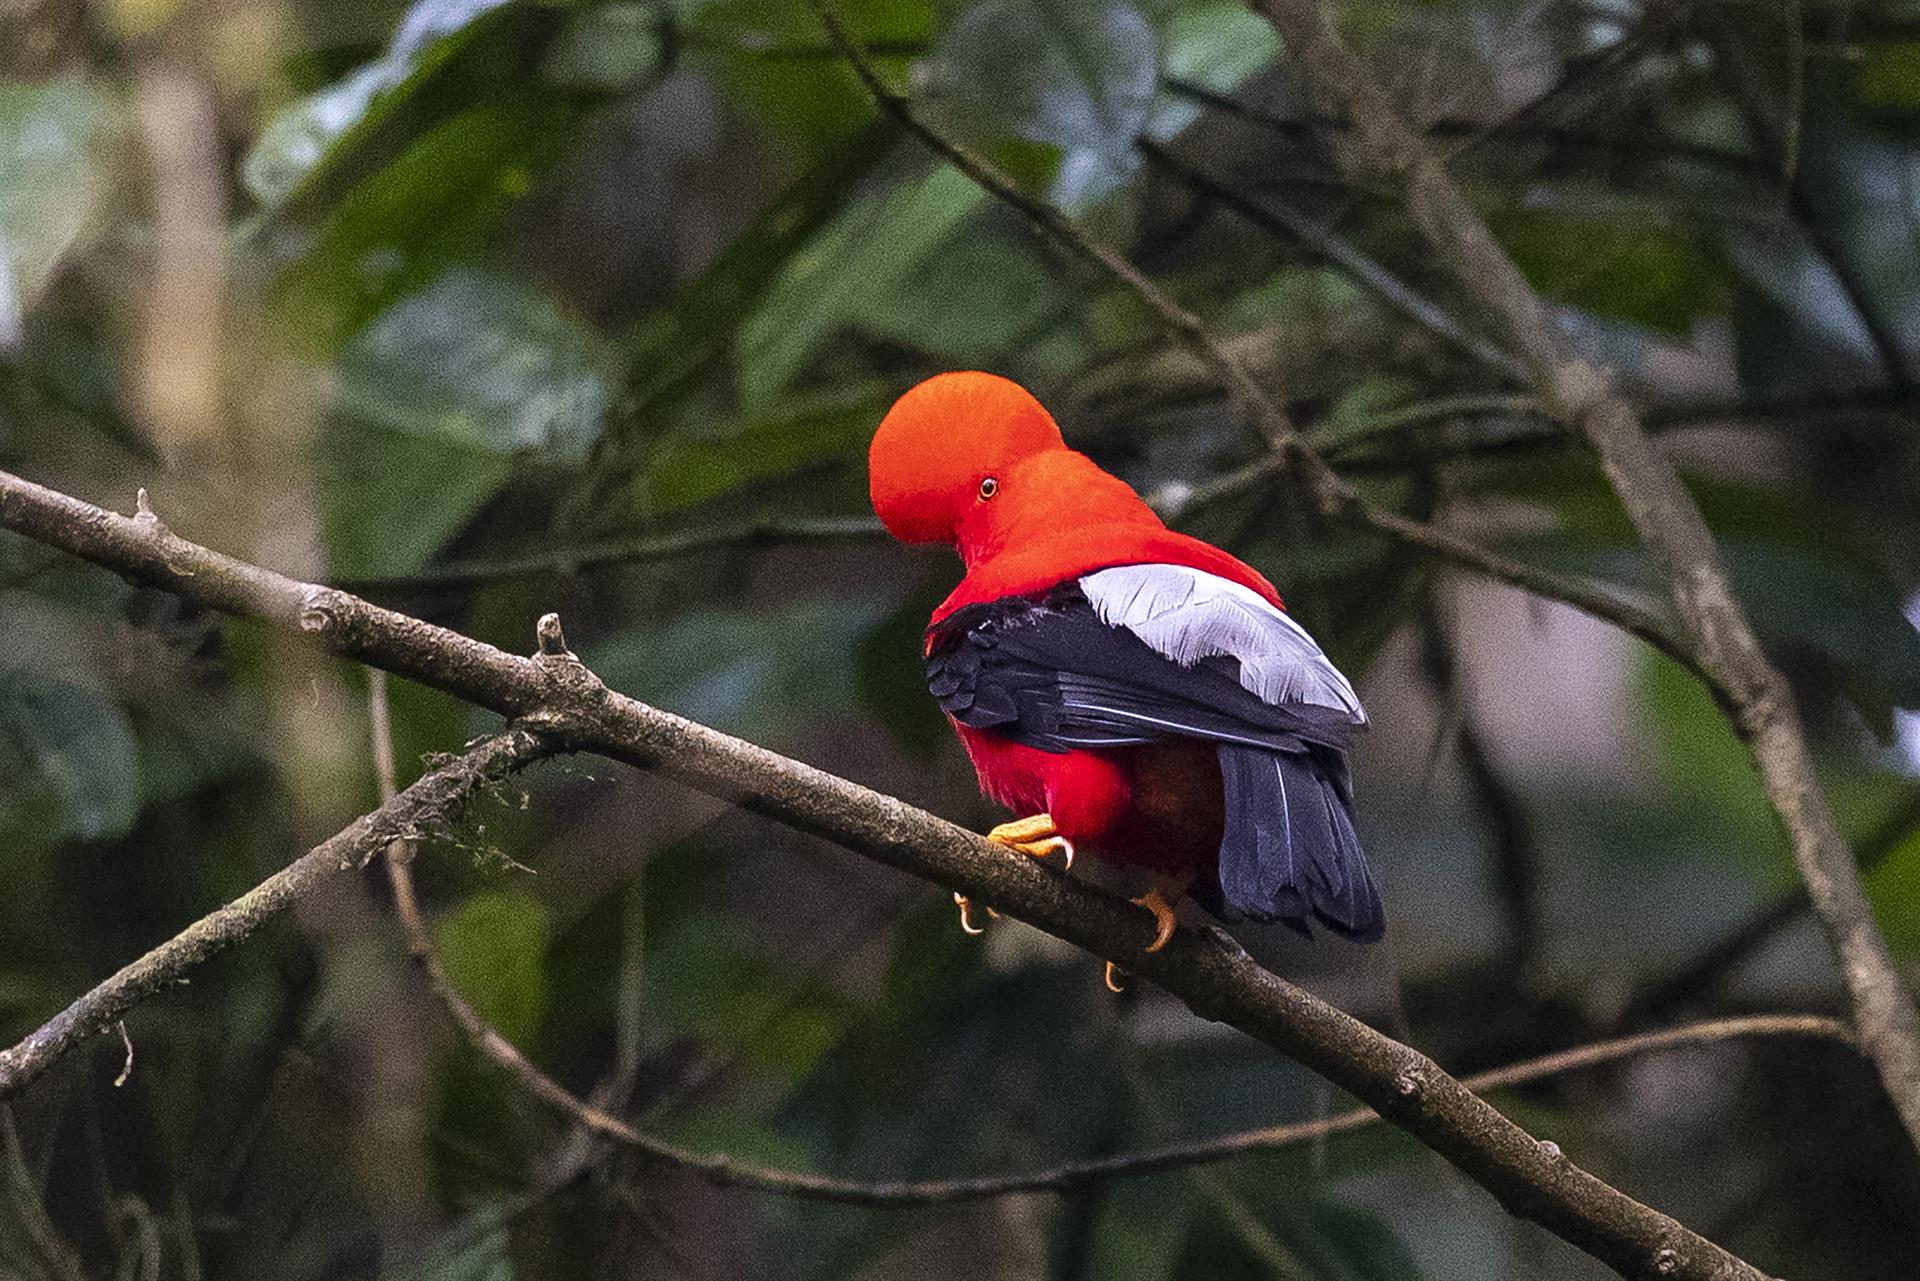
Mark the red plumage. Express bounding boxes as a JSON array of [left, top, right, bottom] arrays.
[[870, 371, 1381, 948]]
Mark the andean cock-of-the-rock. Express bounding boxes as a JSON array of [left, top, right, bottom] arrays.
[[868, 371, 1382, 989]]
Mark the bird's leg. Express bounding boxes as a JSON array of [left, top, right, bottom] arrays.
[[986, 812, 1074, 868]]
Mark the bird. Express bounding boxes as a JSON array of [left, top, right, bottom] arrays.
[[867, 371, 1383, 989]]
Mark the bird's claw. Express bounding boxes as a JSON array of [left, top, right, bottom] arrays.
[[953, 892, 999, 936], [987, 814, 1073, 869], [1012, 834, 1073, 868], [1131, 889, 1178, 954], [1104, 962, 1129, 993]]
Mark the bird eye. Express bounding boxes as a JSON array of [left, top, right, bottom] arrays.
[[978, 477, 999, 500]]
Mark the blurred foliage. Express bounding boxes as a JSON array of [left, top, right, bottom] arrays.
[[2, 0, 1920, 1278]]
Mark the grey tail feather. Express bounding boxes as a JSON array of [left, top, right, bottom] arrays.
[[1216, 745, 1384, 943]]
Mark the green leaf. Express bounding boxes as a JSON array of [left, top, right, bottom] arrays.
[[337, 266, 617, 459], [1143, 2, 1282, 139], [1473, 456, 1920, 729], [1726, 542, 1920, 733], [1298, 1199, 1425, 1281], [855, 578, 954, 760], [1091, 1184, 1199, 1281], [682, 0, 933, 157], [642, 382, 887, 513], [0, 77, 116, 329], [315, 419, 510, 580], [1856, 43, 1920, 107], [735, 165, 981, 409], [668, 1108, 814, 1173], [583, 125, 894, 513], [588, 594, 887, 747], [436, 890, 549, 1046], [387, 1211, 514, 1281], [0, 671, 138, 842], [540, 3, 666, 91], [1493, 207, 1730, 337], [647, 915, 857, 1079], [854, 231, 1063, 361], [1867, 817, 1920, 955], [272, 101, 577, 350], [922, 0, 1157, 208], [243, 0, 520, 207]]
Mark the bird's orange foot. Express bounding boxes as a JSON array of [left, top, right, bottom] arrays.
[[1104, 961, 1129, 993], [1132, 889, 1178, 954], [954, 816, 1073, 938], [987, 813, 1074, 869]]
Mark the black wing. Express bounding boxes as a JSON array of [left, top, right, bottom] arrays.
[[926, 584, 1383, 942]]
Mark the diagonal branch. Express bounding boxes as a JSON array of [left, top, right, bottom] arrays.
[[1244, 0, 1920, 1152], [802, 0, 1707, 687], [1134, 135, 1524, 380], [370, 649, 1851, 1211], [0, 724, 552, 1099], [0, 470, 1771, 1281], [339, 515, 887, 594]]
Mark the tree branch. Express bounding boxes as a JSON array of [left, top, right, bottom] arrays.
[[0, 471, 1777, 1281], [1134, 136, 1524, 380], [804, 0, 1709, 696], [1245, 0, 1920, 1151], [340, 515, 886, 594], [0, 723, 551, 1099]]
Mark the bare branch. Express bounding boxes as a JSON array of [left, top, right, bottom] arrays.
[[1135, 136, 1524, 380], [341, 516, 887, 594], [804, 0, 1709, 695], [0, 470, 1774, 1281], [1245, 0, 1920, 1151], [0, 723, 551, 1099]]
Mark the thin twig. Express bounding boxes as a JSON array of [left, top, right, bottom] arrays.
[[1246, 0, 1920, 1155], [1136, 136, 1524, 380], [0, 721, 550, 1098], [1159, 79, 1766, 179], [805, 0, 1707, 694], [343, 516, 886, 594]]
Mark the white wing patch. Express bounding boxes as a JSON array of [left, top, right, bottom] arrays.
[[1078, 564, 1366, 723]]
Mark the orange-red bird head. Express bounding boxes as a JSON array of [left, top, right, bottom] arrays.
[[869, 372, 1151, 568]]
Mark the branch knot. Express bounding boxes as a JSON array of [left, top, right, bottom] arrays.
[[527, 612, 608, 721], [133, 487, 170, 534], [300, 587, 344, 635], [535, 612, 570, 658], [1546, 359, 1614, 427]]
